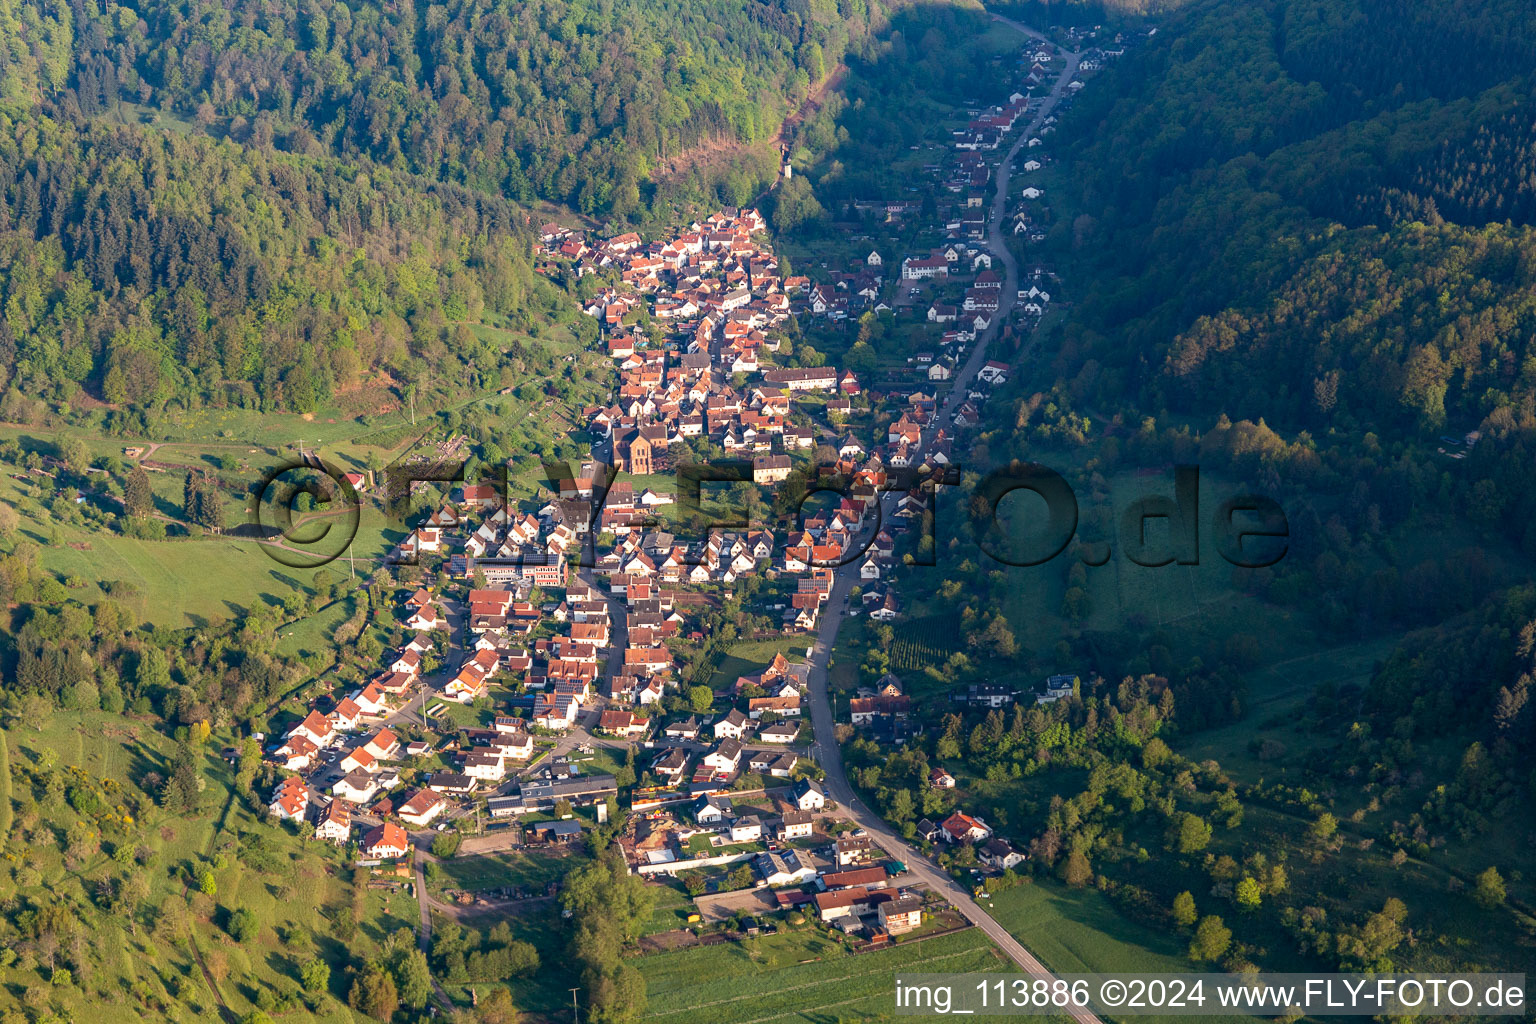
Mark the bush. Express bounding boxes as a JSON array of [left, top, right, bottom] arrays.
[[430, 832, 461, 859], [299, 958, 330, 993], [228, 907, 259, 942]]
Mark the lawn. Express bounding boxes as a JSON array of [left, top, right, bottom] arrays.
[[276, 593, 364, 663], [639, 883, 696, 936], [1174, 636, 1398, 786], [636, 926, 1065, 1024], [965, 466, 1320, 661], [0, 458, 336, 627], [28, 531, 314, 627], [683, 833, 764, 857], [707, 637, 811, 694]]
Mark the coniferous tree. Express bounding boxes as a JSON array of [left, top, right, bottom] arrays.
[[123, 465, 153, 518]]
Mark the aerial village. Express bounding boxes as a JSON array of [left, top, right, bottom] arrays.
[[259, 35, 1096, 944]]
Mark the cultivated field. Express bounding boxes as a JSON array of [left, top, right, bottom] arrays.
[[635, 926, 1066, 1024]]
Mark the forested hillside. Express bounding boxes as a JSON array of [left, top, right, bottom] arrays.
[[1007, 0, 1536, 926], [1048, 0, 1536, 551], [0, 110, 561, 418], [5, 0, 889, 219]]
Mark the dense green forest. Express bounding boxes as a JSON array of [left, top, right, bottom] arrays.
[[0, 110, 569, 417], [4, 0, 890, 219], [780, 2, 1000, 218], [1058, 0, 1536, 436], [938, 0, 1536, 955], [1029, 0, 1536, 559], [833, 0, 1536, 983]]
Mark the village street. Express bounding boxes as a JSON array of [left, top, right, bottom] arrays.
[[800, 26, 1105, 1024]]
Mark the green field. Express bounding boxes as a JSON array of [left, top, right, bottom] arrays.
[[432, 850, 574, 896], [635, 926, 1065, 1024], [639, 883, 697, 936], [275, 593, 365, 663], [986, 881, 1264, 1024], [983, 469, 1314, 658], [22, 530, 310, 628], [684, 833, 765, 857], [1174, 637, 1398, 786]]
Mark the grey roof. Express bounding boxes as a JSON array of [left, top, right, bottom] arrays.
[[428, 771, 475, 791], [486, 796, 524, 815], [755, 851, 795, 879], [691, 793, 732, 815], [518, 774, 618, 803]]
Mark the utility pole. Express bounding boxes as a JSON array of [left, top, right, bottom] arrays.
[[570, 987, 581, 1024]]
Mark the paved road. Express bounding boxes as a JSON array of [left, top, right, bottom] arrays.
[[803, 30, 1105, 1024]]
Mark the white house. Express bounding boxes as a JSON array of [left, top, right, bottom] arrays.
[[759, 721, 801, 744], [755, 849, 817, 886], [461, 752, 506, 782], [338, 746, 377, 775], [364, 728, 401, 761], [791, 779, 825, 812], [713, 709, 749, 740], [778, 809, 815, 840], [362, 822, 410, 860], [940, 811, 992, 844], [332, 769, 380, 804], [286, 710, 334, 749], [692, 793, 731, 825], [729, 815, 764, 842], [314, 799, 351, 843], [269, 776, 309, 822], [397, 789, 447, 827], [980, 837, 1026, 871], [405, 604, 441, 631], [702, 738, 743, 773]]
